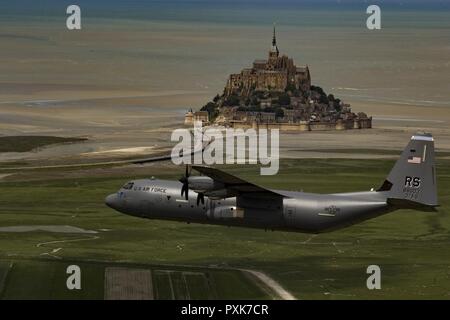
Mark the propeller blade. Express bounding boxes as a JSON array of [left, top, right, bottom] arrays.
[[197, 193, 205, 206], [200, 193, 204, 205], [182, 184, 189, 200], [180, 165, 190, 200], [180, 181, 189, 200]]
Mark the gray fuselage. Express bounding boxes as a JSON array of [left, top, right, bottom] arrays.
[[105, 178, 394, 233]]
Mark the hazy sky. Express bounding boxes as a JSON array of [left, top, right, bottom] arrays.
[[2, 0, 450, 18]]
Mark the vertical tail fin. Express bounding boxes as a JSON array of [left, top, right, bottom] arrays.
[[378, 132, 438, 209]]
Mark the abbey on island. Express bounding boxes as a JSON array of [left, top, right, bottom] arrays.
[[186, 26, 372, 132]]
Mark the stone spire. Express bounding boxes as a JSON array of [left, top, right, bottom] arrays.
[[270, 23, 279, 56]]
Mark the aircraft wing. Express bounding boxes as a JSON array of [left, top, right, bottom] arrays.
[[133, 139, 212, 165], [192, 165, 287, 198]]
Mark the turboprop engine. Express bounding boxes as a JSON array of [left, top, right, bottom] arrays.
[[179, 166, 226, 205], [187, 176, 224, 193]]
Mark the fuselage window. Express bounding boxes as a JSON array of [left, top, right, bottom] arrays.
[[122, 182, 134, 190]]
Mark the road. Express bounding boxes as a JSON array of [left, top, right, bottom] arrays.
[[240, 269, 296, 300]]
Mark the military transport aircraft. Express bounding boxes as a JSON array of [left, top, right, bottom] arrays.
[[105, 132, 438, 233]]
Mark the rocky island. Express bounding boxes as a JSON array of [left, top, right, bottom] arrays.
[[186, 26, 372, 131]]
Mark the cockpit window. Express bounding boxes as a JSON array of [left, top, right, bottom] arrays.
[[122, 182, 134, 190]]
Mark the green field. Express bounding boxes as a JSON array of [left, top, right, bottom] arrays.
[[0, 260, 264, 300], [0, 136, 86, 153], [0, 158, 449, 299]]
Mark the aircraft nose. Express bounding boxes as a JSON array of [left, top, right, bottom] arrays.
[[105, 193, 118, 209]]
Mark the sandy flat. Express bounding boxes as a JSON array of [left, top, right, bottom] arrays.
[[0, 11, 449, 163], [1, 93, 449, 163], [81, 146, 156, 156]]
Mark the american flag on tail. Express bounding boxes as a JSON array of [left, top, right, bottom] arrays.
[[408, 156, 421, 164]]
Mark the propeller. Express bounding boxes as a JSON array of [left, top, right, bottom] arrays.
[[179, 165, 191, 200], [179, 165, 206, 206]]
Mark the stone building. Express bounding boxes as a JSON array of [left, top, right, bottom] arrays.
[[185, 109, 209, 125], [184, 109, 194, 125], [192, 25, 372, 132], [225, 26, 311, 97]]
